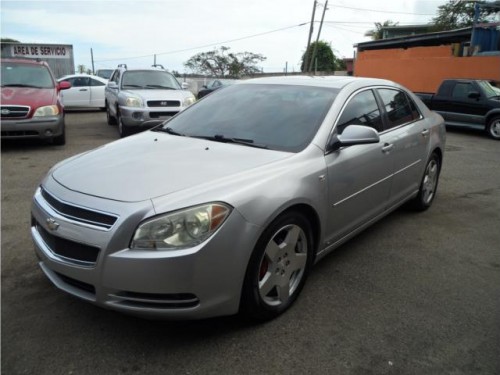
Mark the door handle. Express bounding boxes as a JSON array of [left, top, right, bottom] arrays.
[[382, 143, 394, 153], [421, 129, 430, 137], [79, 89, 88, 92]]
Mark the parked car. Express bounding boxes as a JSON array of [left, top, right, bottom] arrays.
[[105, 64, 196, 137], [31, 76, 445, 320], [95, 69, 114, 80], [415, 79, 500, 140], [197, 79, 236, 99], [1, 58, 71, 145], [58, 74, 107, 109]]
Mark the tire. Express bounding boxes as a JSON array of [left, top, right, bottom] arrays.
[[241, 211, 314, 321], [117, 109, 131, 138], [106, 102, 116, 125], [486, 116, 500, 140], [51, 124, 66, 146], [407, 152, 441, 211]]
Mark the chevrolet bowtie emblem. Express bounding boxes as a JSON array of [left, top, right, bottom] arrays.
[[46, 218, 60, 231]]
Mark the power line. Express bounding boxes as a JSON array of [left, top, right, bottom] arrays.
[[332, 4, 435, 16], [95, 22, 309, 63]]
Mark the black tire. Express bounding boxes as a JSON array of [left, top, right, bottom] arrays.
[[117, 109, 131, 138], [486, 116, 500, 140], [106, 102, 116, 125], [51, 125, 66, 146], [240, 211, 314, 321], [407, 152, 441, 211]]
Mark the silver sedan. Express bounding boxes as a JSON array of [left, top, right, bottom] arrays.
[[31, 76, 446, 320]]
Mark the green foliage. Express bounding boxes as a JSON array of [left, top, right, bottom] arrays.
[[432, 0, 499, 31], [184, 46, 266, 77], [1, 38, 21, 43], [301, 41, 344, 72], [365, 20, 399, 40]]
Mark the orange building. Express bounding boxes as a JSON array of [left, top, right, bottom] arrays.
[[354, 26, 500, 93]]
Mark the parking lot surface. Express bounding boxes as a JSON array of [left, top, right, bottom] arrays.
[[2, 111, 500, 374]]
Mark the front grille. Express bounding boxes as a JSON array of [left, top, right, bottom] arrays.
[[40, 187, 118, 230], [147, 100, 180, 107], [110, 291, 200, 309], [36, 221, 100, 265], [54, 272, 96, 295], [1, 130, 38, 137], [1, 105, 30, 119], [149, 111, 178, 119]]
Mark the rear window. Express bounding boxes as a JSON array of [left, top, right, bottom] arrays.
[[1, 63, 55, 89]]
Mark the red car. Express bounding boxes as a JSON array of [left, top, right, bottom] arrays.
[[1, 58, 71, 145]]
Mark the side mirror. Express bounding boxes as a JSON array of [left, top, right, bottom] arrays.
[[327, 125, 380, 152], [468, 91, 480, 99], [57, 81, 71, 91], [202, 85, 208, 89], [107, 81, 118, 89], [181, 82, 189, 90]]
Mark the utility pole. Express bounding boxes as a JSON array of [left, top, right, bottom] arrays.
[[90, 48, 95, 74], [308, 0, 328, 73], [303, 0, 317, 73]]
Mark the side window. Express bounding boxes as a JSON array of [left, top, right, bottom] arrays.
[[90, 78, 105, 87], [110, 70, 120, 84], [377, 88, 414, 129], [452, 83, 473, 99], [406, 93, 421, 120], [336, 90, 383, 134]]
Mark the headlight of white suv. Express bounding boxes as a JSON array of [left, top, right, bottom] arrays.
[[33, 105, 59, 117], [125, 96, 143, 107], [130, 203, 232, 250], [183, 95, 196, 107]]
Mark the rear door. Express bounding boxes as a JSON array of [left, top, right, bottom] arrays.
[[89, 77, 106, 108], [375, 88, 429, 208], [61, 77, 91, 106]]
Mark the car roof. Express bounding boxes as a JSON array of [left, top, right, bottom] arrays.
[[242, 75, 397, 90], [58, 74, 108, 83]]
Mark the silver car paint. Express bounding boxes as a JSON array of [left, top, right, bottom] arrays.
[[31, 76, 446, 319]]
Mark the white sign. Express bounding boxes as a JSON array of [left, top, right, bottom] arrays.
[[10, 44, 71, 59]]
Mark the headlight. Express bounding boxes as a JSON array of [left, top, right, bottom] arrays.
[[183, 95, 196, 107], [131, 203, 232, 250], [33, 105, 59, 117], [125, 96, 142, 107]]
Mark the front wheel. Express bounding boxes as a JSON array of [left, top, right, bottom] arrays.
[[241, 211, 314, 321], [106, 101, 116, 125], [407, 152, 441, 211], [117, 109, 131, 138], [486, 116, 500, 140]]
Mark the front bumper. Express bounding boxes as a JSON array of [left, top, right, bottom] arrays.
[[30, 181, 259, 319], [119, 105, 183, 128], [1, 115, 64, 140]]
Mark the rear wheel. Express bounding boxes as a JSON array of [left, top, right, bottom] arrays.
[[407, 152, 441, 211], [486, 116, 500, 140], [241, 211, 314, 321]]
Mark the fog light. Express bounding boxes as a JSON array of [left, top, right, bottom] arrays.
[[132, 112, 142, 120], [45, 130, 53, 136]]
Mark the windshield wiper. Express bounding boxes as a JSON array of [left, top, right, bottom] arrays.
[[123, 84, 144, 89], [145, 85, 176, 90], [153, 126, 186, 136], [193, 134, 268, 149], [2, 84, 45, 88]]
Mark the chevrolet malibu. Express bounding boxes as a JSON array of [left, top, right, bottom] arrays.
[[31, 76, 446, 320]]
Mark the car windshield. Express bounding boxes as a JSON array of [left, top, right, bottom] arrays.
[[161, 84, 338, 152], [1, 63, 54, 89], [121, 70, 181, 90]]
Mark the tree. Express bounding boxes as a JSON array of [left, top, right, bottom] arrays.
[[1, 38, 20, 43], [365, 20, 399, 40], [301, 41, 344, 72], [184, 46, 266, 77], [432, 0, 500, 31], [77, 64, 87, 74]]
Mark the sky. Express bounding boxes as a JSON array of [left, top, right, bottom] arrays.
[[1, 0, 450, 74]]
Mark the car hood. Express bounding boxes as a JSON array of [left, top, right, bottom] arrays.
[[122, 89, 192, 101], [51, 132, 291, 202], [1, 87, 56, 108]]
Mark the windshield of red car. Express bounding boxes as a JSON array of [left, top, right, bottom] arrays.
[[163, 84, 339, 153], [1, 63, 55, 89]]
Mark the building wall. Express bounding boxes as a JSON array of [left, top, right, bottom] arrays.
[[355, 45, 500, 93]]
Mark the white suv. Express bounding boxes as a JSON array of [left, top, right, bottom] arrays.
[[105, 64, 195, 137]]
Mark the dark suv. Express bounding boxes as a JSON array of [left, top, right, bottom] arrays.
[[1, 58, 71, 145]]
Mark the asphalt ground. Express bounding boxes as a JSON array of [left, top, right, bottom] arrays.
[[2, 111, 500, 375]]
